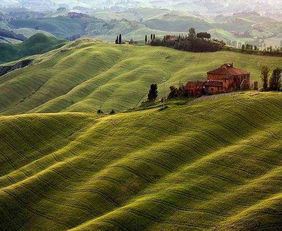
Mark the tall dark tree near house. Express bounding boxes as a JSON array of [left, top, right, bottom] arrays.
[[147, 84, 158, 102], [178, 84, 186, 96], [151, 34, 153, 40], [241, 44, 245, 51], [269, 68, 282, 91], [118, 34, 122, 44], [168, 86, 179, 99], [260, 65, 270, 90], [188, 28, 197, 40], [145, 35, 148, 44], [115, 36, 118, 44]]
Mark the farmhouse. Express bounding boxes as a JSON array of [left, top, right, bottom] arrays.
[[185, 63, 251, 96]]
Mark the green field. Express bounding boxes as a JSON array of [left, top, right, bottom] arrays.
[[0, 41, 281, 230], [0, 92, 281, 230], [0, 40, 281, 115], [0, 33, 66, 64]]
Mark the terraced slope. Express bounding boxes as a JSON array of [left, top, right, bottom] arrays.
[[0, 40, 281, 115], [0, 92, 281, 231]]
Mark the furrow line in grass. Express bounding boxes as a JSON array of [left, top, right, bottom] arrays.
[[34, 174, 121, 207], [1, 189, 71, 228], [0, 116, 114, 186], [0, 116, 90, 176], [206, 160, 256, 176], [223, 151, 281, 167], [149, 198, 230, 217], [131, 157, 176, 173], [35, 54, 143, 113], [125, 146, 280, 227], [85, 120, 281, 228], [255, 223, 282, 230], [235, 95, 282, 113], [215, 191, 282, 230], [24, 51, 118, 113], [0, 75, 50, 114], [15, 183, 101, 216], [262, 97, 282, 110], [171, 107, 279, 143], [138, 181, 225, 199], [111, 165, 155, 183], [123, 207, 211, 229], [2, 157, 122, 217], [144, 174, 282, 230], [2, 171, 120, 217], [0, 203, 26, 231], [193, 167, 282, 223], [240, 143, 282, 154], [228, 101, 280, 127], [99, 219, 132, 231]]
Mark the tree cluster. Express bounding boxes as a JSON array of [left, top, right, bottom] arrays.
[[167, 85, 186, 99], [145, 34, 156, 44], [260, 65, 281, 91], [150, 28, 225, 52], [115, 34, 122, 44], [235, 43, 282, 57]]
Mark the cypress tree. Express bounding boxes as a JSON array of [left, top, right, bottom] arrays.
[[145, 35, 148, 44], [260, 65, 270, 90], [147, 84, 158, 102], [119, 34, 122, 44], [241, 44, 245, 51], [269, 68, 281, 91]]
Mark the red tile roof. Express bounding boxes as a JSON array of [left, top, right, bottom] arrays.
[[186, 81, 205, 86], [207, 63, 249, 76]]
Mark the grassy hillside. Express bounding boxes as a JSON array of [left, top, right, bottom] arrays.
[[0, 33, 66, 63], [0, 40, 281, 115], [0, 92, 281, 231]]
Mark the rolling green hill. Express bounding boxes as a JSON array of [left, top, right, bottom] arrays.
[[0, 33, 66, 64], [9, 16, 95, 39], [0, 91, 281, 231], [7, 14, 180, 42], [0, 40, 281, 115], [4, 8, 281, 47], [144, 13, 212, 33]]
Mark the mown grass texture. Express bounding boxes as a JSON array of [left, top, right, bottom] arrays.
[[0, 92, 281, 231]]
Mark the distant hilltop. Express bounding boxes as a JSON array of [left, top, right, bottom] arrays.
[[67, 12, 89, 19]]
